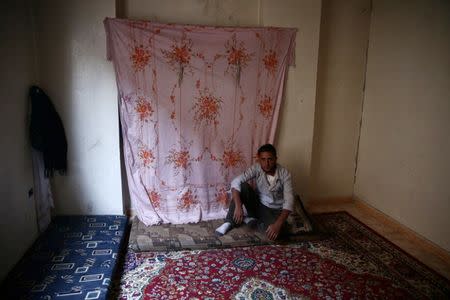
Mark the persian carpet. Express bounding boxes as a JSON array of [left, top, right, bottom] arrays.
[[112, 212, 450, 299]]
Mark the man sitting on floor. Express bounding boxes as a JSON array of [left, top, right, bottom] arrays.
[[215, 143, 294, 240]]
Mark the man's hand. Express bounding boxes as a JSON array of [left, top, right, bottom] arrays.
[[266, 222, 282, 240], [231, 188, 244, 224], [233, 205, 244, 224], [266, 209, 291, 240]]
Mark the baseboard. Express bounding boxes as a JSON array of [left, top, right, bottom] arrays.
[[353, 196, 450, 264]]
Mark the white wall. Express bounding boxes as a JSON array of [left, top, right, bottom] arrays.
[[123, 0, 322, 201], [310, 0, 371, 199], [34, 0, 123, 215], [355, 0, 450, 250], [121, 0, 259, 26], [0, 0, 38, 281], [261, 0, 321, 203]]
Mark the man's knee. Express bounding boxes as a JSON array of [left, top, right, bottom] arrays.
[[240, 182, 252, 192], [240, 182, 257, 202]]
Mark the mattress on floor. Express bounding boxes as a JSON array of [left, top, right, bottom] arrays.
[[2, 215, 128, 300], [129, 196, 322, 252]]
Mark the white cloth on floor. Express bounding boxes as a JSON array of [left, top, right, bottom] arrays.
[[215, 222, 232, 236]]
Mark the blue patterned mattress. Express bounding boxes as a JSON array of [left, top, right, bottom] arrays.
[[2, 215, 128, 299]]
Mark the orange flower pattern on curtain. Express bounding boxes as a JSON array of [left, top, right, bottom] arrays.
[[162, 33, 193, 85], [263, 49, 278, 76], [135, 96, 154, 122], [258, 95, 273, 119], [130, 45, 151, 72], [166, 148, 191, 176], [148, 190, 161, 209], [139, 148, 155, 168], [105, 18, 296, 225], [225, 34, 254, 84], [192, 88, 223, 128]]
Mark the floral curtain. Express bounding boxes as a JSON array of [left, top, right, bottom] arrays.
[[104, 18, 296, 225]]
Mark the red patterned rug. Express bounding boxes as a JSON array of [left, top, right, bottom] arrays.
[[113, 212, 450, 299]]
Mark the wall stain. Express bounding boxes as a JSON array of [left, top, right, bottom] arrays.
[[87, 139, 101, 151]]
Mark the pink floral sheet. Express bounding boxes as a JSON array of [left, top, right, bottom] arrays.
[[104, 18, 296, 226]]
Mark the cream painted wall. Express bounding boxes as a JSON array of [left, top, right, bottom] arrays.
[[310, 0, 371, 199], [123, 0, 321, 201], [0, 0, 38, 281], [261, 0, 321, 202], [121, 0, 259, 26], [354, 0, 450, 250], [34, 0, 123, 215]]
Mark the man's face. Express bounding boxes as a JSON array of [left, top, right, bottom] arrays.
[[258, 151, 277, 174]]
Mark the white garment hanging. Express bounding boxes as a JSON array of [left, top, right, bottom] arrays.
[[31, 149, 54, 233]]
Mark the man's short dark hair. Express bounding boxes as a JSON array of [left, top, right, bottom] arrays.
[[257, 144, 277, 157]]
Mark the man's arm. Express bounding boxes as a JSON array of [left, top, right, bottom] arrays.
[[267, 168, 294, 240], [229, 164, 259, 225], [266, 209, 291, 240]]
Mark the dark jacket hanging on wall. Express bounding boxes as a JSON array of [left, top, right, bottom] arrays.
[[29, 86, 68, 177]]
